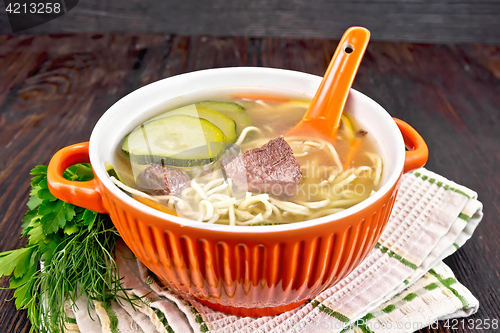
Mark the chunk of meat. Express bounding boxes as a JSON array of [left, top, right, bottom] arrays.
[[136, 164, 189, 196], [222, 137, 302, 196]]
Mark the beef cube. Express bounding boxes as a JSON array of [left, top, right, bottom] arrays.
[[222, 137, 302, 196], [136, 164, 190, 196]]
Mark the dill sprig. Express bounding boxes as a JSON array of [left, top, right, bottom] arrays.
[[0, 164, 137, 332]]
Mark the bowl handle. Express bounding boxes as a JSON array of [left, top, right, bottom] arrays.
[[47, 142, 108, 213], [393, 118, 429, 173]]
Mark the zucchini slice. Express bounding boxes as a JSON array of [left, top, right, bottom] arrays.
[[195, 101, 251, 135], [105, 162, 121, 181], [122, 115, 227, 167], [340, 114, 355, 143], [153, 105, 237, 142]]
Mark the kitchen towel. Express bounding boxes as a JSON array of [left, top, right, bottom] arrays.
[[67, 168, 483, 333]]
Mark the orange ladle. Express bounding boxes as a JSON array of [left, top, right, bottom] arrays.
[[286, 27, 371, 140]]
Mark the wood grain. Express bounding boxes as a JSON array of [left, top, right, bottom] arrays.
[[0, 34, 499, 333], [0, 1, 500, 44]]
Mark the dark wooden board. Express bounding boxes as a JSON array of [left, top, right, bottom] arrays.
[[0, 34, 499, 332], [1, 1, 500, 44]]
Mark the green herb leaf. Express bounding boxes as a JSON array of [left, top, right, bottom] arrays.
[[39, 201, 75, 234], [38, 179, 49, 189], [64, 220, 79, 235], [0, 246, 36, 278], [37, 189, 57, 201], [0, 163, 138, 333], [27, 195, 43, 210], [30, 175, 45, 188], [30, 165, 47, 176], [21, 211, 40, 235], [13, 278, 34, 309], [82, 209, 98, 229], [30, 186, 41, 197], [72, 164, 94, 181], [64, 163, 94, 182], [38, 200, 60, 216], [40, 212, 64, 235], [27, 222, 46, 245], [9, 251, 38, 289]]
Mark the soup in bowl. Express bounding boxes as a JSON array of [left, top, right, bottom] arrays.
[[111, 89, 384, 226], [47, 67, 428, 316]]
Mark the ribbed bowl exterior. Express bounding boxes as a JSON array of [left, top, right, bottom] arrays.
[[101, 176, 400, 314]]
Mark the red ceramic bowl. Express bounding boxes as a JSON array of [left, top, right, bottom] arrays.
[[47, 68, 428, 317]]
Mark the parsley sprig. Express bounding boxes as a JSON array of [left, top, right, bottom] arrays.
[[0, 164, 134, 332]]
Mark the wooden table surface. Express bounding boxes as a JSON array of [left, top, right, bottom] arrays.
[[0, 34, 499, 333]]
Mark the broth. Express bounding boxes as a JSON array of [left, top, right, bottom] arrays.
[[109, 89, 383, 225]]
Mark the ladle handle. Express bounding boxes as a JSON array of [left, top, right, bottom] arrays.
[[303, 27, 370, 137]]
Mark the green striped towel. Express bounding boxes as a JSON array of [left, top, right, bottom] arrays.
[[68, 168, 483, 333]]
